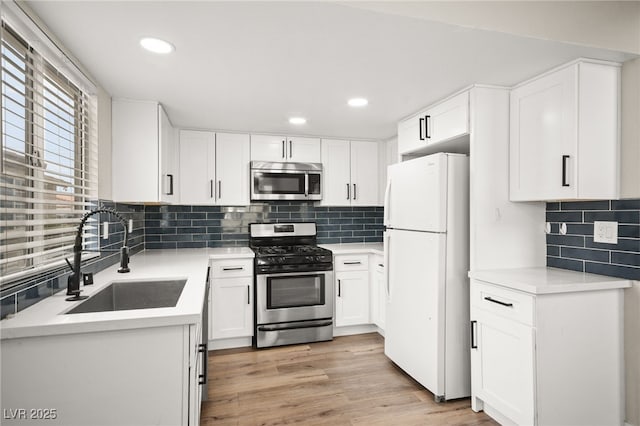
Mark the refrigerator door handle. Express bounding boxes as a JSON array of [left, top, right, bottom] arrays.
[[383, 178, 391, 226], [384, 232, 391, 301]]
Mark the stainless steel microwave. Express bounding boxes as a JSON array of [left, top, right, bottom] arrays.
[[250, 161, 322, 201]]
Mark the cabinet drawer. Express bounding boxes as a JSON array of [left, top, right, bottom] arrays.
[[471, 280, 534, 326], [335, 254, 369, 271], [210, 259, 253, 278]]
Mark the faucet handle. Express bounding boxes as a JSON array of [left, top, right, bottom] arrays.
[[65, 257, 75, 273]]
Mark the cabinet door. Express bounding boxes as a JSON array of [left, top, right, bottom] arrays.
[[427, 91, 469, 144], [215, 133, 250, 206], [211, 277, 253, 339], [179, 130, 216, 205], [320, 139, 351, 206], [335, 270, 369, 327], [251, 134, 287, 162], [374, 258, 386, 330], [350, 141, 379, 206], [287, 137, 321, 163], [471, 308, 535, 425], [159, 105, 178, 204], [397, 111, 425, 155], [188, 323, 203, 426], [112, 99, 159, 202], [510, 65, 577, 201]]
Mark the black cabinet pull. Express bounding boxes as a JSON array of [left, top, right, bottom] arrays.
[[346, 183, 350, 200], [282, 140, 285, 158], [210, 180, 214, 198], [425, 115, 431, 139], [218, 180, 222, 198], [353, 184, 356, 200], [198, 343, 208, 385], [289, 140, 292, 158], [419, 117, 425, 141], [222, 267, 244, 271], [247, 285, 250, 304], [166, 174, 174, 195], [343, 261, 361, 265], [338, 279, 341, 297], [484, 296, 513, 307], [470, 320, 477, 349], [562, 155, 570, 187]]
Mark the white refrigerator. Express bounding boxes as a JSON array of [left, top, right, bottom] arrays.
[[383, 152, 470, 402]]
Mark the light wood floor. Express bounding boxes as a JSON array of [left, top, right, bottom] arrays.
[[201, 333, 497, 425]]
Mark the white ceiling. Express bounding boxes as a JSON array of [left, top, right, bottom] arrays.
[[26, 1, 636, 140]]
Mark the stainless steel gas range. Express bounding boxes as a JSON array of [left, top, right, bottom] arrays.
[[249, 222, 334, 348]]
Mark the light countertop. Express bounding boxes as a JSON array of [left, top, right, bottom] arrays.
[[469, 267, 632, 295], [0, 248, 254, 340], [320, 242, 383, 255]]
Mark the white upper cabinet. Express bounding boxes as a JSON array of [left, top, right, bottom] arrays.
[[510, 60, 620, 201], [179, 130, 215, 205], [159, 107, 179, 204], [215, 133, 251, 206], [112, 100, 177, 203], [321, 139, 379, 206], [179, 130, 250, 206], [250, 134, 321, 163], [398, 91, 469, 155]]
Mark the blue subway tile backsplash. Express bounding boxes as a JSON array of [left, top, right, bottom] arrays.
[[144, 202, 384, 248], [546, 200, 640, 280]]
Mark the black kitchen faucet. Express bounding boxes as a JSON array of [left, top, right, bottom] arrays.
[[65, 207, 130, 301]]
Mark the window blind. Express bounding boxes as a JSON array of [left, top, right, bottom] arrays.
[[1, 22, 98, 285]]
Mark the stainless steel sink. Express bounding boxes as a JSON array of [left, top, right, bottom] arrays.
[[66, 279, 187, 314]]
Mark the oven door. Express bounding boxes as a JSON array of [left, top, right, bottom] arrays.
[[256, 270, 333, 325]]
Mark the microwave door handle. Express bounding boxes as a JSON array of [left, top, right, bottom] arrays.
[[304, 173, 309, 197]]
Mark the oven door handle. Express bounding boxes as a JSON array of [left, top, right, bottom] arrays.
[[257, 271, 332, 278], [258, 320, 333, 332]]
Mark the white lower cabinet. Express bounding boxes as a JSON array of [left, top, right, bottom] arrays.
[[334, 255, 370, 327], [1, 324, 203, 426], [209, 258, 254, 341], [370, 254, 386, 330], [470, 279, 625, 426]]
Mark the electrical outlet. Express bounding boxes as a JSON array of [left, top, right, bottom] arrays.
[[593, 221, 618, 244]]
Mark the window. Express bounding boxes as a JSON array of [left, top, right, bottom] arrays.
[[1, 22, 98, 287]]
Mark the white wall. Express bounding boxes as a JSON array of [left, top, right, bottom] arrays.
[[97, 87, 112, 200], [347, 2, 640, 55]]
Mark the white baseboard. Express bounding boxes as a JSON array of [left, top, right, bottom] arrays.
[[209, 336, 252, 350], [333, 324, 377, 336]]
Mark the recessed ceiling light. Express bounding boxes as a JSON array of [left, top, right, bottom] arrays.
[[348, 98, 368, 107], [140, 37, 174, 54], [289, 117, 307, 125]]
